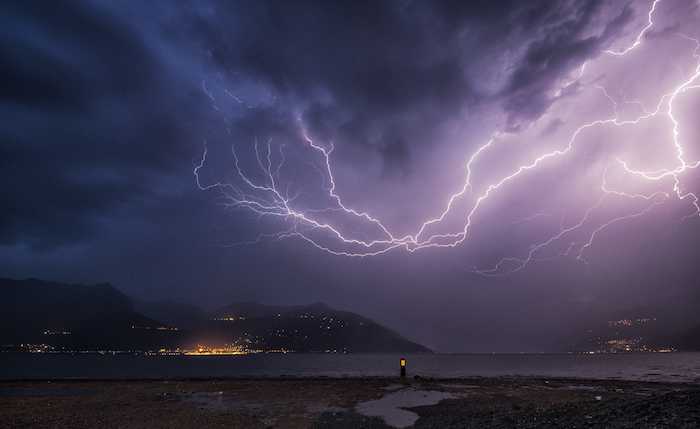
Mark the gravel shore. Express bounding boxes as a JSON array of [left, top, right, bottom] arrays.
[[2, 377, 699, 428]]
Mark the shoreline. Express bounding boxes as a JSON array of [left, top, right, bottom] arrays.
[[2, 376, 700, 428], [1, 374, 700, 384], [4, 352, 700, 384]]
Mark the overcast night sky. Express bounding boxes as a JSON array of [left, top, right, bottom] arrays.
[[3, 0, 700, 352]]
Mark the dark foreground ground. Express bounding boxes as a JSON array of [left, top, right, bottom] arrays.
[[1, 377, 699, 428]]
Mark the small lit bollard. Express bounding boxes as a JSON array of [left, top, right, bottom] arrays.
[[400, 357, 407, 378]]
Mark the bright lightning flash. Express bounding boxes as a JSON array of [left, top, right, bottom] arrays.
[[195, 0, 700, 272]]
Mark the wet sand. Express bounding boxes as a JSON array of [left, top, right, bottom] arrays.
[[1, 377, 699, 428]]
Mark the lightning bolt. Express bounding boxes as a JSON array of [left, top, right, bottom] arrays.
[[196, 0, 700, 270], [604, 0, 662, 56]]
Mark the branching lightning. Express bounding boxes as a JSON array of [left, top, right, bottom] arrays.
[[604, 0, 662, 56], [195, 0, 700, 271]]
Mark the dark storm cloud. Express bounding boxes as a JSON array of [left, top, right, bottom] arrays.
[[1, 2, 153, 108], [195, 1, 473, 109], [499, 1, 633, 129], [0, 1, 205, 247], [189, 0, 632, 161], [1, 0, 635, 248], [188, 0, 478, 175]]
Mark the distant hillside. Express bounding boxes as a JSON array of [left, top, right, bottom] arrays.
[[0, 278, 431, 353], [207, 301, 431, 353], [0, 278, 183, 350], [134, 300, 208, 331], [565, 305, 700, 353]]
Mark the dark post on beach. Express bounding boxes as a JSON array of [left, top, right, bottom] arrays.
[[400, 357, 406, 378]]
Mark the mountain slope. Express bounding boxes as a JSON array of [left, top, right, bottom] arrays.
[[1, 278, 431, 353], [208, 301, 431, 353], [0, 278, 182, 350]]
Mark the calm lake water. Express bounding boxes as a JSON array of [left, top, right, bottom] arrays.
[[2, 353, 700, 383]]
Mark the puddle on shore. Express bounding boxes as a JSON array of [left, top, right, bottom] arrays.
[[356, 389, 455, 428]]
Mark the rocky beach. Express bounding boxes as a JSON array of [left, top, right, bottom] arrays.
[[2, 377, 700, 428]]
